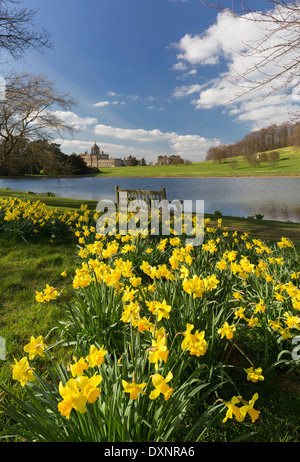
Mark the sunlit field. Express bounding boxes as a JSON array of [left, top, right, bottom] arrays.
[[96, 146, 300, 178]]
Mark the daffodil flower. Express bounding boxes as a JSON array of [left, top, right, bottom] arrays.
[[122, 379, 147, 400], [149, 372, 174, 401]]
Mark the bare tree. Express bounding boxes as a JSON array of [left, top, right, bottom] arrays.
[[200, 1, 300, 116], [0, 71, 76, 169], [0, 0, 51, 60], [268, 150, 280, 167]]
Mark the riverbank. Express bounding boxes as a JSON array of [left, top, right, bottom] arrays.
[[1, 188, 299, 247]]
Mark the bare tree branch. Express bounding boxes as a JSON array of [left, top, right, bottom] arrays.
[[0, 0, 51, 60], [200, 1, 300, 109], [0, 71, 77, 165]]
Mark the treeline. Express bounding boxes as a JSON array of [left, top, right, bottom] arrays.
[[0, 139, 94, 176], [206, 121, 300, 162]]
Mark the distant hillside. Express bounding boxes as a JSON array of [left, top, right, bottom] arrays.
[[96, 146, 300, 177], [206, 121, 300, 163]]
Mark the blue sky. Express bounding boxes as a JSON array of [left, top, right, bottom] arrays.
[[5, 0, 300, 163]]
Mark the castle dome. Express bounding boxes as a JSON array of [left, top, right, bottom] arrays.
[[91, 142, 100, 156]]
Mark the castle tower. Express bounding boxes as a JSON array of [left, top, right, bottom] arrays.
[[91, 142, 100, 168]]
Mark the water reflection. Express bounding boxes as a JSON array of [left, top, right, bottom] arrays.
[[0, 176, 299, 223]]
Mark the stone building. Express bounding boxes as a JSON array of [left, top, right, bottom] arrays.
[[156, 154, 183, 165], [122, 155, 141, 166], [80, 142, 124, 168]]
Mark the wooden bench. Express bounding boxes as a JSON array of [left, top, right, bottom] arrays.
[[115, 186, 182, 213], [115, 186, 166, 211]]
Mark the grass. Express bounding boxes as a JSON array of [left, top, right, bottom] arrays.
[[1, 192, 300, 442], [0, 188, 98, 211], [207, 213, 300, 250], [0, 237, 78, 394], [95, 146, 300, 177]]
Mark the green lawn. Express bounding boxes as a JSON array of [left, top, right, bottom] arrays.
[[0, 189, 98, 211], [0, 236, 78, 424], [95, 146, 300, 177], [207, 213, 300, 250]]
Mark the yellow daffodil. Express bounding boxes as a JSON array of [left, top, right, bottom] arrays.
[[70, 357, 89, 377], [181, 324, 207, 357], [240, 393, 260, 423], [149, 371, 174, 401], [146, 299, 171, 321], [218, 322, 236, 340], [86, 345, 107, 368], [12, 357, 35, 387], [23, 335, 47, 359], [244, 366, 264, 382], [147, 337, 169, 370], [122, 379, 147, 400], [223, 396, 243, 423]]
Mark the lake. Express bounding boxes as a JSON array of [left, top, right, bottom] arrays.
[[0, 176, 299, 223]]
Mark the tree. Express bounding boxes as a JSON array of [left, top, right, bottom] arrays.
[[268, 150, 280, 167], [229, 158, 238, 170], [205, 120, 298, 161], [244, 152, 260, 167], [0, 138, 93, 176], [129, 156, 138, 166], [200, 1, 300, 118], [170, 155, 184, 166], [0, 72, 76, 173], [259, 152, 269, 163], [0, 0, 51, 60]]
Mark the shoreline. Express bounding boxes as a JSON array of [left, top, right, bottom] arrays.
[[92, 175, 300, 179], [1, 173, 300, 180]]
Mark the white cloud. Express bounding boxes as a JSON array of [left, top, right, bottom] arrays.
[[53, 139, 95, 151], [170, 134, 220, 160], [172, 7, 300, 129], [94, 124, 175, 142], [172, 83, 207, 99], [172, 61, 188, 71], [91, 101, 110, 107], [175, 12, 261, 67], [91, 100, 120, 108], [93, 123, 220, 162], [51, 111, 97, 130], [147, 106, 164, 111]]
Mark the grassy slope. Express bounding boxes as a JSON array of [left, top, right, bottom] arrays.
[[95, 146, 300, 177]]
